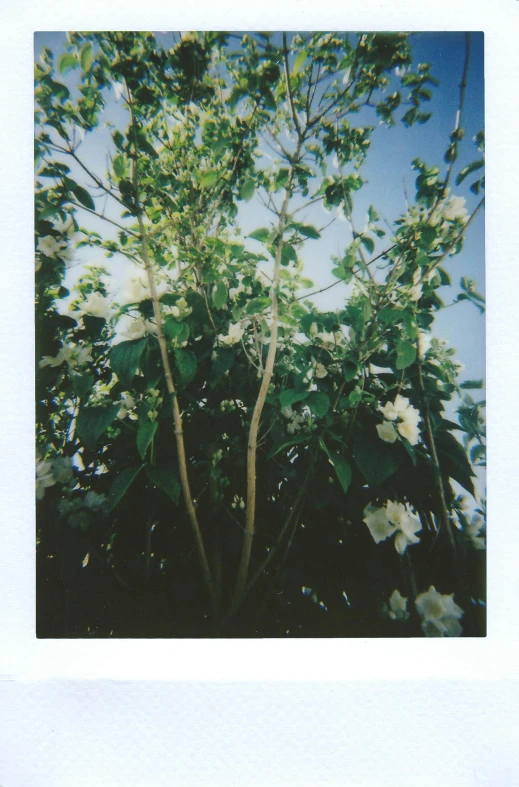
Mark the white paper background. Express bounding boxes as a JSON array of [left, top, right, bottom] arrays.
[[1, 0, 518, 783]]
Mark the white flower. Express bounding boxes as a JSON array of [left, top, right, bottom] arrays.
[[386, 501, 421, 554], [309, 322, 318, 336], [376, 421, 398, 444], [397, 418, 420, 446], [120, 270, 151, 305], [380, 396, 421, 446], [78, 292, 112, 319], [117, 392, 136, 420], [379, 395, 411, 421], [415, 586, 464, 637], [37, 236, 62, 258], [314, 362, 328, 379], [218, 322, 245, 346], [388, 589, 410, 621], [397, 406, 421, 446], [39, 343, 93, 370], [363, 506, 396, 544], [120, 315, 157, 341], [36, 458, 56, 500], [442, 195, 468, 223]]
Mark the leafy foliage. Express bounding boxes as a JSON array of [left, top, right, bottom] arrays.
[[35, 31, 485, 639]]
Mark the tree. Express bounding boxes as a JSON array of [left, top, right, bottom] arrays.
[[35, 31, 486, 637]]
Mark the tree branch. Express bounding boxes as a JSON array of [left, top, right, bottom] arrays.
[[126, 82, 217, 610], [233, 139, 303, 606]]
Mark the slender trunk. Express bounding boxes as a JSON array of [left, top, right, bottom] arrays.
[[136, 214, 217, 609], [126, 83, 217, 610], [232, 140, 302, 605]]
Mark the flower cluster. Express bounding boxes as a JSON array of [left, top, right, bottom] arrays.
[[117, 392, 137, 420], [219, 399, 247, 413], [363, 500, 422, 554], [281, 404, 313, 435], [163, 296, 191, 320], [119, 314, 158, 341], [218, 322, 246, 346], [377, 394, 421, 446], [415, 586, 464, 637], [387, 589, 410, 621], [39, 343, 93, 370], [36, 234, 74, 268], [36, 453, 73, 501], [76, 291, 113, 320]]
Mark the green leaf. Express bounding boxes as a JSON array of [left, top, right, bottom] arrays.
[[70, 183, 95, 211], [106, 465, 143, 513], [239, 179, 255, 202], [331, 266, 353, 283], [459, 379, 484, 390], [353, 429, 404, 487], [174, 349, 197, 385], [200, 170, 219, 188], [293, 223, 320, 240], [71, 371, 94, 401], [262, 86, 276, 110], [211, 348, 235, 380], [58, 53, 78, 75], [377, 306, 403, 325], [368, 205, 380, 223], [435, 430, 475, 497], [79, 43, 93, 72], [212, 282, 228, 309], [339, 360, 357, 383], [279, 389, 310, 409], [281, 244, 297, 266], [113, 154, 127, 179], [396, 341, 417, 370], [145, 464, 181, 505], [307, 391, 330, 418], [109, 338, 148, 388], [267, 432, 309, 459], [249, 227, 271, 243], [470, 444, 486, 465], [293, 49, 308, 75], [246, 296, 271, 315], [319, 438, 352, 494], [137, 419, 158, 460], [455, 159, 484, 186], [360, 236, 375, 254], [164, 318, 189, 343], [76, 405, 119, 452]]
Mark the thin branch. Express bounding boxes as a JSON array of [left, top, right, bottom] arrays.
[[283, 32, 302, 137], [233, 139, 303, 606], [126, 81, 217, 610], [66, 198, 141, 238], [442, 32, 472, 198], [416, 334, 456, 553], [67, 148, 129, 210]]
